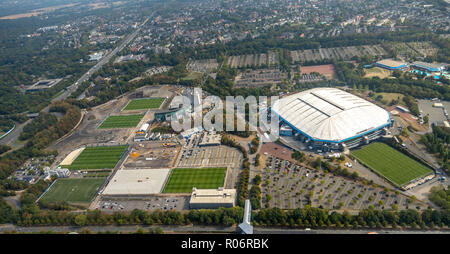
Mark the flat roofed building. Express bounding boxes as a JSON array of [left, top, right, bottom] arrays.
[[189, 187, 236, 209], [198, 131, 221, 146], [102, 168, 170, 195], [375, 59, 407, 70], [26, 79, 62, 92], [271, 88, 391, 150], [411, 61, 446, 72]]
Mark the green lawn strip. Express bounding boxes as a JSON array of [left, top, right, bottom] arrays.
[[163, 167, 226, 193], [98, 114, 144, 129], [40, 178, 106, 203], [351, 142, 433, 187], [63, 145, 127, 170], [124, 98, 165, 110]]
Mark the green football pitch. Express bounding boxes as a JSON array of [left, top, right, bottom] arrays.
[[123, 98, 165, 110], [98, 114, 144, 129], [162, 167, 227, 193], [40, 178, 106, 203], [351, 142, 433, 187], [62, 145, 128, 170]]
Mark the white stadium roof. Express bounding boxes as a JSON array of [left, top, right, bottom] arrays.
[[272, 88, 390, 142]]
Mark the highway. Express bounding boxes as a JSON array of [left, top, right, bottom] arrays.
[[55, 18, 149, 102]]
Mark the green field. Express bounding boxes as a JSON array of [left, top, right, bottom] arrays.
[[351, 142, 433, 187], [63, 145, 128, 170], [98, 114, 144, 129], [163, 167, 227, 193], [124, 98, 165, 110], [40, 178, 106, 203]]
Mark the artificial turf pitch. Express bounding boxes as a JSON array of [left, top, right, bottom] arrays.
[[63, 145, 128, 170], [162, 167, 227, 193], [351, 142, 433, 187], [98, 114, 144, 129], [124, 98, 165, 110], [40, 178, 106, 203]]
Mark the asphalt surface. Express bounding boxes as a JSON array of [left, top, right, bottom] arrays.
[[0, 120, 31, 147]]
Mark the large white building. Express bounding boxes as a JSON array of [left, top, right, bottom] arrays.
[[189, 187, 236, 209], [271, 88, 391, 150]]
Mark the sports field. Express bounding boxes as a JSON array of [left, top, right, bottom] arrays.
[[123, 98, 165, 110], [98, 114, 144, 129], [162, 167, 226, 193], [40, 178, 106, 203], [351, 142, 433, 187], [63, 145, 128, 170]]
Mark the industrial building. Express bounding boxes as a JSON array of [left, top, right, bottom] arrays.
[[271, 88, 391, 151], [410, 61, 446, 73], [189, 187, 236, 209], [375, 59, 407, 70]]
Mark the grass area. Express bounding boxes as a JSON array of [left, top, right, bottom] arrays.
[[124, 98, 165, 110], [85, 171, 110, 178], [163, 167, 227, 193], [351, 142, 433, 187], [364, 67, 392, 79], [182, 72, 203, 81], [51, 89, 65, 100], [98, 114, 144, 129], [63, 145, 128, 170], [40, 178, 106, 203]]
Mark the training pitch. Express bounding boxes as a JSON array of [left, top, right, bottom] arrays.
[[162, 167, 226, 193], [351, 142, 433, 187], [62, 145, 128, 170], [123, 98, 165, 110], [40, 178, 106, 203], [98, 114, 144, 129]]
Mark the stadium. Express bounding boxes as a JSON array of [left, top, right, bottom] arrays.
[[375, 59, 407, 70], [271, 88, 392, 151]]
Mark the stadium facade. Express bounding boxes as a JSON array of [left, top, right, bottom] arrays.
[[271, 88, 392, 151]]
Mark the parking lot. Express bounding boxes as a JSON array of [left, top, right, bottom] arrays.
[[262, 156, 427, 211], [97, 196, 190, 212], [418, 99, 450, 126]]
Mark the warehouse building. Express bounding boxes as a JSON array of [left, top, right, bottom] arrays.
[[375, 59, 407, 70], [271, 88, 391, 151], [189, 187, 236, 209]]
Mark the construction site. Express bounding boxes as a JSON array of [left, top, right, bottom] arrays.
[[123, 141, 180, 169]]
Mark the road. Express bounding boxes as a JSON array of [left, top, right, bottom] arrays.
[[54, 18, 150, 103], [0, 224, 448, 234], [0, 120, 31, 147]]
